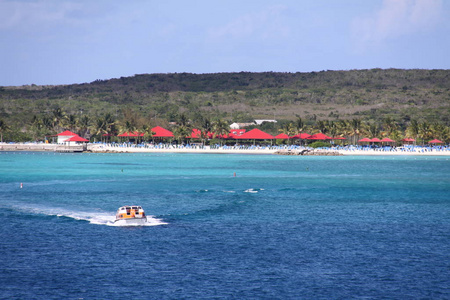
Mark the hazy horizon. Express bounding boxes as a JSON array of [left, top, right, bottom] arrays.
[[1, 0, 449, 86]]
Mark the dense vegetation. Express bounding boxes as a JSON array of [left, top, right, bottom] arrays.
[[0, 69, 449, 144]]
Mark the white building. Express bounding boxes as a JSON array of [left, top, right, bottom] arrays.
[[56, 130, 77, 144], [230, 122, 255, 129], [254, 119, 277, 125]]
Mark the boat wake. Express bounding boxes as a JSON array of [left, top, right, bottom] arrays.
[[244, 188, 264, 193], [9, 204, 167, 227]]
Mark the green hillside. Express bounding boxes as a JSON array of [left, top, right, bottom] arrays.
[[0, 69, 449, 142]]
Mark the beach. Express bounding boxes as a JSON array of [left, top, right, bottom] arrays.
[[1, 142, 450, 156]]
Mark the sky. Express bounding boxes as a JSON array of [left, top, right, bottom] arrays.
[[1, 0, 449, 86]]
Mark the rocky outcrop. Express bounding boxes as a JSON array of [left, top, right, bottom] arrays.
[[275, 149, 343, 156]]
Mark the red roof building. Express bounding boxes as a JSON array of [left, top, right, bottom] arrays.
[[235, 128, 274, 140], [306, 133, 332, 140], [151, 126, 174, 138]]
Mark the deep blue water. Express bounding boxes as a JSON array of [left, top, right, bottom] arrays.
[[0, 152, 449, 299]]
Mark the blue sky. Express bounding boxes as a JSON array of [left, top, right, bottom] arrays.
[[1, 0, 449, 86]]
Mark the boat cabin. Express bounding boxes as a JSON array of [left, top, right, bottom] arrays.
[[116, 205, 146, 220]]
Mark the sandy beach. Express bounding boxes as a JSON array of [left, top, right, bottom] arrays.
[[1, 143, 450, 156]]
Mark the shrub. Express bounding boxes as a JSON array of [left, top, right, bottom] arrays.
[[309, 141, 330, 148]]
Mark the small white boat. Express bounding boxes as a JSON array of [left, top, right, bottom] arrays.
[[114, 205, 147, 225]]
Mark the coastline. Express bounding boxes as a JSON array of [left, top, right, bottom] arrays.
[[2, 143, 450, 156]]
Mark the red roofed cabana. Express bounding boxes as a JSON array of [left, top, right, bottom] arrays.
[[56, 130, 78, 144], [291, 133, 311, 139], [151, 126, 174, 138], [187, 129, 202, 139], [306, 133, 332, 140], [65, 135, 89, 147], [236, 128, 275, 140], [275, 133, 290, 139], [234, 128, 274, 145], [118, 131, 143, 137], [187, 129, 216, 139], [65, 135, 89, 142]]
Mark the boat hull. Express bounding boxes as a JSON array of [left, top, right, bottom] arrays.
[[114, 217, 148, 226]]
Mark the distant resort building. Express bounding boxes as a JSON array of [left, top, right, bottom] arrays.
[[254, 119, 277, 125], [56, 130, 77, 144], [230, 120, 277, 129], [56, 130, 89, 145], [230, 122, 256, 129]]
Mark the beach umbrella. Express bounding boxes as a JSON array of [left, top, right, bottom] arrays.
[[358, 138, 372, 142], [370, 138, 382, 143], [428, 139, 443, 144], [401, 138, 415, 142], [380, 138, 395, 142]]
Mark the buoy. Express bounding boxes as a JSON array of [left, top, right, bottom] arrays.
[[20, 183, 23, 189], [233, 172, 236, 177]]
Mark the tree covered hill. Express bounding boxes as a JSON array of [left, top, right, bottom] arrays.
[[0, 69, 449, 138]]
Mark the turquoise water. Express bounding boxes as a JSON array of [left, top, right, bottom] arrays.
[[0, 152, 449, 299]]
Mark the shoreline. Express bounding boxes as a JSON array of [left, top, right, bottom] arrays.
[[1, 143, 450, 156]]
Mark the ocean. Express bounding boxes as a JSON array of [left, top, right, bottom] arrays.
[[0, 152, 449, 299]]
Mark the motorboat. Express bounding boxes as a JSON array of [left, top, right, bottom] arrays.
[[114, 205, 147, 225]]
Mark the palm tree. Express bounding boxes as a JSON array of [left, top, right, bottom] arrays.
[[67, 115, 78, 133], [92, 118, 108, 142], [42, 116, 53, 131], [336, 120, 352, 140], [430, 123, 449, 143], [178, 113, 189, 127], [0, 119, 9, 143], [278, 122, 296, 144], [124, 120, 137, 144], [198, 116, 212, 146], [316, 120, 328, 134], [349, 119, 362, 145], [79, 115, 90, 139], [294, 117, 306, 145], [142, 125, 155, 143], [173, 125, 190, 144], [363, 122, 380, 138], [91, 114, 117, 143], [212, 119, 229, 145], [327, 121, 338, 139], [382, 117, 398, 139], [418, 121, 432, 145], [51, 107, 67, 132], [406, 120, 420, 143]]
